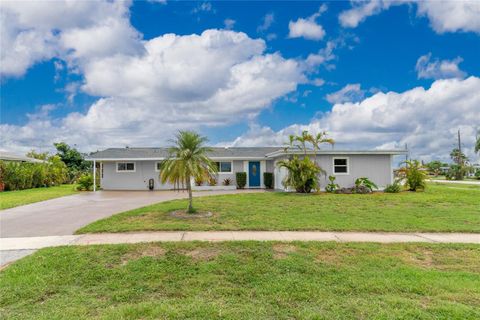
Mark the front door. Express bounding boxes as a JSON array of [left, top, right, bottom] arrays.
[[248, 161, 261, 187]]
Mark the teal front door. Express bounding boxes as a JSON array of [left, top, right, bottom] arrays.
[[248, 161, 260, 187]]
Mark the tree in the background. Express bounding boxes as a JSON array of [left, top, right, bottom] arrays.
[[54, 142, 91, 182], [159, 131, 217, 213], [26, 150, 49, 160], [449, 148, 469, 180], [425, 160, 447, 176]]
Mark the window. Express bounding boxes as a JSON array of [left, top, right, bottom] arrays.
[[155, 162, 161, 172], [333, 158, 349, 174], [215, 161, 232, 173], [117, 162, 135, 172]]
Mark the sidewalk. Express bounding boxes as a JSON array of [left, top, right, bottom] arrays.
[[2, 231, 479, 251]]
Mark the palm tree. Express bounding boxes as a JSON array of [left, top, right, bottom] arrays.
[[310, 131, 335, 153], [159, 131, 217, 213]]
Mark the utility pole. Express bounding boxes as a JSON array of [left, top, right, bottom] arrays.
[[405, 143, 408, 162]]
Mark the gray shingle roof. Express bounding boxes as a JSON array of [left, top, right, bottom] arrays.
[[87, 147, 282, 160]]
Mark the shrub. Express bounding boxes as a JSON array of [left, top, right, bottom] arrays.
[[475, 169, 480, 180], [236, 172, 247, 189], [354, 177, 378, 192], [208, 176, 217, 186], [398, 160, 427, 191], [263, 172, 274, 189], [223, 178, 232, 186], [325, 175, 339, 193], [77, 173, 94, 191], [384, 180, 402, 193], [277, 155, 324, 193], [194, 176, 203, 186]]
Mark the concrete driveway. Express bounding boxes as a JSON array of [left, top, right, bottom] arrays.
[[0, 190, 261, 238]]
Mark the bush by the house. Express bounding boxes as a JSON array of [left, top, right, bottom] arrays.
[[398, 160, 426, 191], [194, 176, 203, 186], [208, 177, 217, 186], [263, 172, 274, 189], [236, 172, 247, 189], [325, 176, 339, 193], [475, 169, 480, 180], [76, 173, 94, 191], [384, 181, 401, 193], [223, 178, 232, 186], [355, 177, 378, 192], [0, 157, 69, 191]]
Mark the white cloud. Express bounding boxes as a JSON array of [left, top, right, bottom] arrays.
[[0, 0, 140, 78], [311, 78, 325, 87], [326, 84, 365, 104], [339, 0, 480, 34], [305, 41, 336, 69], [227, 77, 480, 162], [257, 13, 275, 32], [416, 1, 480, 34], [415, 53, 466, 80], [288, 5, 327, 41], [339, 0, 395, 28], [1, 30, 305, 153], [224, 18, 236, 30]]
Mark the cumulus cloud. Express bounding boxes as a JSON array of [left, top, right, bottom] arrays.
[[339, 0, 480, 34], [226, 77, 480, 162], [0, 30, 305, 153], [288, 5, 327, 40], [325, 84, 365, 104], [416, 53, 467, 80], [0, 0, 141, 78]]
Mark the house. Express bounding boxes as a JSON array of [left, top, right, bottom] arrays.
[[86, 147, 407, 191], [0, 151, 44, 163]]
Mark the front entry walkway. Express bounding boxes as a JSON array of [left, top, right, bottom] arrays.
[[0, 189, 264, 238]]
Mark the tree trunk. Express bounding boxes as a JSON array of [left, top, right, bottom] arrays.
[[186, 178, 194, 213]]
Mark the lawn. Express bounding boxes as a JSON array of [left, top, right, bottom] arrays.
[[78, 184, 480, 234], [1, 242, 479, 319], [0, 184, 78, 210]]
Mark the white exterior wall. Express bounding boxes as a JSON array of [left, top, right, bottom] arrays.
[[101, 161, 174, 190], [100, 155, 392, 191], [273, 154, 393, 190]]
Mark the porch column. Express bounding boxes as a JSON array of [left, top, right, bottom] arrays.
[[93, 160, 96, 192]]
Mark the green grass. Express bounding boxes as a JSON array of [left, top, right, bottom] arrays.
[[1, 242, 479, 319], [78, 184, 480, 234], [0, 184, 78, 210]]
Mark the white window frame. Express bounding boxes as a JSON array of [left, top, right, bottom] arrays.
[[333, 157, 349, 175], [155, 161, 161, 172], [116, 162, 136, 173], [215, 161, 233, 174]]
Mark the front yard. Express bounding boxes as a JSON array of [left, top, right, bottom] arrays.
[[1, 242, 479, 319], [0, 184, 78, 210], [78, 183, 480, 234]]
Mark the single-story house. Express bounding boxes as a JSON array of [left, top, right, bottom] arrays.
[[87, 147, 407, 191], [0, 151, 44, 163]]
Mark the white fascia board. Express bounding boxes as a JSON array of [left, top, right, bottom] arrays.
[[266, 150, 408, 158], [86, 156, 269, 161]]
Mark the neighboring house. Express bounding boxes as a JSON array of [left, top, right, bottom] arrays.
[[87, 147, 406, 191], [0, 151, 44, 163]]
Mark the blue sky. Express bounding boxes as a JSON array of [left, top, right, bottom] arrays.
[[1, 1, 479, 162]]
